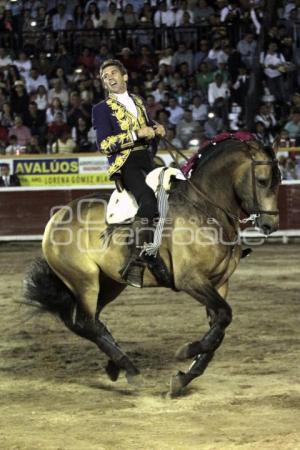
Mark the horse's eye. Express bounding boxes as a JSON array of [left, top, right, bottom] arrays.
[[257, 178, 269, 188]]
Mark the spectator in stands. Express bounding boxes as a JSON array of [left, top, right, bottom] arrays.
[[53, 45, 74, 76], [260, 42, 286, 102], [253, 121, 274, 147], [48, 112, 70, 139], [157, 108, 172, 129], [78, 48, 96, 71], [237, 32, 257, 69], [123, 3, 138, 27], [158, 125, 182, 151], [100, 2, 121, 28], [8, 116, 32, 147], [208, 72, 229, 106], [35, 6, 50, 31], [55, 130, 76, 154], [48, 79, 68, 108], [195, 62, 214, 98], [0, 163, 20, 187], [145, 94, 163, 120], [52, 3, 73, 31], [26, 135, 42, 154], [23, 101, 46, 139], [166, 96, 184, 126], [5, 135, 19, 155], [153, 1, 175, 28], [194, 0, 215, 25], [255, 103, 276, 133], [0, 123, 8, 150], [193, 40, 209, 71], [73, 4, 86, 29], [67, 91, 90, 128], [10, 81, 29, 116], [12, 51, 31, 78], [176, 109, 200, 147], [172, 42, 193, 73], [284, 112, 300, 140], [231, 65, 250, 112], [0, 47, 12, 69], [190, 94, 208, 122], [204, 109, 224, 138], [26, 67, 48, 94], [46, 98, 65, 125], [72, 117, 94, 152], [158, 47, 173, 68], [94, 44, 112, 69], [0, 102, 14, 128], [32, 84, 48, 111], [175, 0, 194, 26]]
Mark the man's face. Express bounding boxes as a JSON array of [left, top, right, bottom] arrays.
[[0, 166, 9, 177], [101, 65, 128, 94]]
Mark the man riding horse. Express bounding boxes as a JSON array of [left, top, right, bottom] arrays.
[[92, 59, 168, 288]]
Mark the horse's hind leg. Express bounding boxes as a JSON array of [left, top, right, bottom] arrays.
[[61, 268, 140, 383], [171, 281, 231, 395]]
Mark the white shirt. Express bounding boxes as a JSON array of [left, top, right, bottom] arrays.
[[208, 82, 229, 105], [115, 92, 138, 118], [260, 52, 286, 78], [153, 10, 175, 27]]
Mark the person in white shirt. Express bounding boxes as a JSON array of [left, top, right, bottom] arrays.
[[166, 97, 185, 125], [153, 0, 175, 27], [260, 42, 286, 101], [0, 48, 12, 70], [25, 68, 48, 94], [208, 72, 229, 106], [52, 3, 73, 31], [190, 95, 208, 121], [175, 0, 194, 26], [13, 51, 32, 78]]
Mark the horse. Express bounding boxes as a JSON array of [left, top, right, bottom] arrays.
[[24, 137, 281, 396]]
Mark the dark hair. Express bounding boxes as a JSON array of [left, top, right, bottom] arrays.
[[99, 59, 127, 78]]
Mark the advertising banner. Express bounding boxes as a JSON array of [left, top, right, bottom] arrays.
[[0, 155, 111, 186]]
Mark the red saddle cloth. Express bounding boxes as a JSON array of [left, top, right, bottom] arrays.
[[182, 131, 256, 177]]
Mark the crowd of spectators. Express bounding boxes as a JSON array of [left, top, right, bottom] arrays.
[[0, 0, 299, 178]]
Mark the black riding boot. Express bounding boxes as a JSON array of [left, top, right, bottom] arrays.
[[121, 217, 148, 288], [121, 217, 172, 288]]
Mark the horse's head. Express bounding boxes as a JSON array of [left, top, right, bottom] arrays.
[[234, 141, 281, 235]]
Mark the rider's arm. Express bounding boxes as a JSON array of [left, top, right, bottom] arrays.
[[92, 103, 135, 156]]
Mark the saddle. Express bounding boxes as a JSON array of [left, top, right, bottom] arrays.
[[106, 167, 185, 224]]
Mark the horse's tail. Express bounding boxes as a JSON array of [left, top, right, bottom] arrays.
[[24, 257, 75, 320]]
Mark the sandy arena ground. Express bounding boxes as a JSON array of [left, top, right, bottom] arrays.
[[0, 242, 300, 450]]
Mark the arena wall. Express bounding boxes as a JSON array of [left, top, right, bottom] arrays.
[[0, 182, 299, 240]]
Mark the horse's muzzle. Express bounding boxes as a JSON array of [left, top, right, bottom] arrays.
[[256, 213, 279, 236]]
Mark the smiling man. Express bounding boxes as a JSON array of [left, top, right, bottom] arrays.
[[92, 59, 168, 288]]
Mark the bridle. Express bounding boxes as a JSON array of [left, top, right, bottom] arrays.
[[162, 137, 280, 225]]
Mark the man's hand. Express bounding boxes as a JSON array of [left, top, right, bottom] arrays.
[[153, 124, 166, 138], [137, 126, 156, 140]]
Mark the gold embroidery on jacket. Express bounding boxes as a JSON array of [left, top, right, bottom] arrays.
[[101, 95, 148, 176]]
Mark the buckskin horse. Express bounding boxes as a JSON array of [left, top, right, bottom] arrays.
[[24, 133, 281, 396]]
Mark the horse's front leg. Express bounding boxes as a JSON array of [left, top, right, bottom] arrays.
[[170, 281, 231, 395]]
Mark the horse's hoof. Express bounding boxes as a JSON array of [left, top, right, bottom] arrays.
[[175, 342, 191, 360], [169, 371, 186, 396], [105, 359, 121, 382], [126, 372, 144, 387]]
